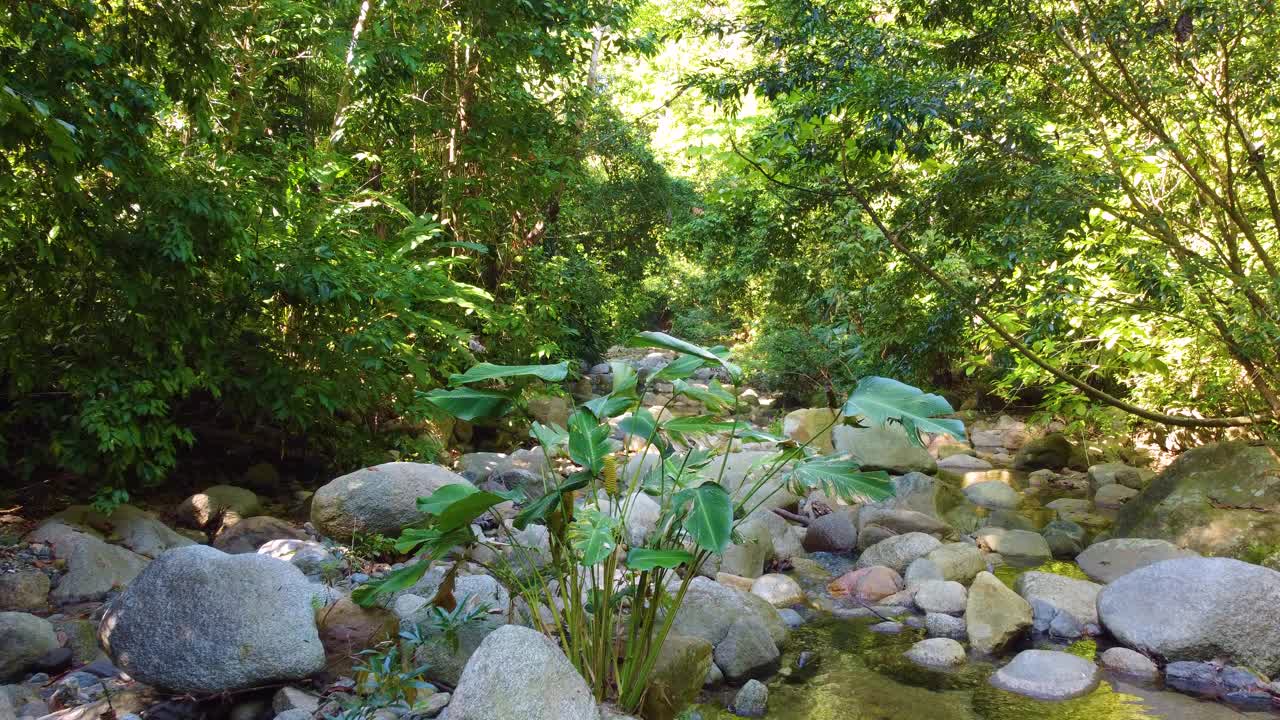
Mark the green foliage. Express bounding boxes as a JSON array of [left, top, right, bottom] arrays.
[[843, 377, 967, 447], [356, 334, 898, 715]]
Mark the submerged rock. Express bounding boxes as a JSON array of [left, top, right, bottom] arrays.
[[903, 638, 966, 668], [732, 679, 769, 718], [1099, 647, 1158, 679], [990, 649, 1099, 700], [965, 571, 1031, 654]]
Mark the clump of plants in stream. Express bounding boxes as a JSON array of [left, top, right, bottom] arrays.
[[353, 332, 965, 716]]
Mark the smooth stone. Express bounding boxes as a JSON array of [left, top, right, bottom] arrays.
[[925, 613, 967, 641], [965, 571, 1031, 654], [903, 638, 966, 668], [923, 543, 986, 584], [963, 481, 1021, 510], [1014, 571, 1101, 638], [446, 625, 599, 720], [990, 649, 1100, 700], [311, 462, 472, 538], [975, 528, 1051, 565], [854, 532, 942, 574], [913, 580, 966, 615], [732, 679, 768, 718], [1100, 647, 1159, 679], [1076, 538, 1199, 583], [714, 617, 781, 682], [750, 574, 803, 607], [1094, 484, 1138, 508], [0, 613, 58, 681]]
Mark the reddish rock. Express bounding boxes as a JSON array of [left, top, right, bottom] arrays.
[[828, 565, 903, 602]]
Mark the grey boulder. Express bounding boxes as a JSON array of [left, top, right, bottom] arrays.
[[855, 532, 942, 574], [1076, 538, 1198, 583], [99, 545, 326, 693], [1014, 571, 1101, 638], [446, 625, 599, 720], [311, 462, 472, 538], [0, 612, 58, 680], [1097, 557, 1280, 676]]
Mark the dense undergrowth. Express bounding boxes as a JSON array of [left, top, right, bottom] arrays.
[[3, 0, 1277, 497]]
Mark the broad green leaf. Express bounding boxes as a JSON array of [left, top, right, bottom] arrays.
[[610, 361, 638, 395], [569, 508, 621, 565], [568, 410, 612, 474], [393, 527, 446, 555], [418, 484, 523, 531], [617, 407, 659, 443], [674, 482, 734, 554], [514, 471, 592, 529], [651, 353, 704, 382], [662, 415, 737, 436], [352, 560, 431, 607], [422, 387, 511, 421], [786, 457, 893, 502], [449, 362, 570, 386], [530, 421, 568, 450], [842, 376, 966, 447], [734, 427, 784, 443], [673, 379, 735, 412], [626, 547, 695, 570], [584, 393, 634, 419], [626, 331, 741, 380]]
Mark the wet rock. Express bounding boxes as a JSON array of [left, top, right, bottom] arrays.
[[0, 612, 58, 681], [312, 462, 472, 538], [1076, 538, 1199, 583], [974, 528, 1051, 565], [643, 635, 711, 720], [1014, 571, 1100, 638], [965, 571, 1031, 654], [1094, 484, 1138, 509], [923, 543, 986, 585], [963, 481, 1021, 510], [1097, 557, 1280, 675], [1099, 647, 1158, 679], [732, 679, 768, 718], [446, 625, 598, 720], [1013, 434, 1074, 471], [912, 580, 966, 615], [828, 566, 902, 602], [1040, 520, 1085, 558], [925, 613, 967, 641], [714, 617, 780, 682], [98, 545, 325, 693], [801, 511, 857, 553], [854, 532, 941, 573], [176, 485, 262, 529], [990, 649, 1099, 700], [903, 638, 966, 668], [321, 597, 399, 677], [980, 510, 1035, 532]]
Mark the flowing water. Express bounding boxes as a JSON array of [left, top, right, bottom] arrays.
[[694, 614, 1263, 719], [695, 466, 1273, 719]]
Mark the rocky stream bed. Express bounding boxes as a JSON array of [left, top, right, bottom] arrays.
[[3, 349, 1280, 720]]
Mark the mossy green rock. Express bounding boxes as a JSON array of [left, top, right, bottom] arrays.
[[1111, 442, 1280, 558], [643, 634, 712, 720]]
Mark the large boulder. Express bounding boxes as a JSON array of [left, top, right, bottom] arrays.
[[1097, 557, 1280, 675], [990, 649, 1099, 700], [99, 545, 326, 693], [963, 481, 1021, 510], [446, 625, 599, 720], [1110, 442, 1280, 558], [854, 532, 941, 574], [311, 462, 472, 538], [1076, 538, 1198, 583], [831, 424, 936, 474], [1013, 434, 1073, 471], [1014, 571, 1101, 638], [0, 612, 58, 681], [643, 635, 712, 720], [667, 577, 787, 647], [801, 510, 857, 553], [965, 571, 1031, 654]]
